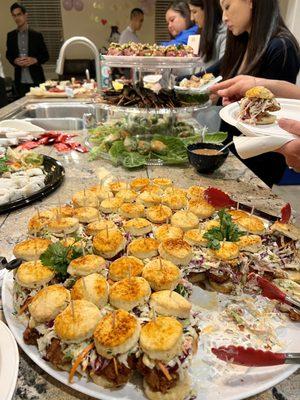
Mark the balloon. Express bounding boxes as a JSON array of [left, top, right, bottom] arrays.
[[63, 0, 73, 11], [74, 0, 84, 12]]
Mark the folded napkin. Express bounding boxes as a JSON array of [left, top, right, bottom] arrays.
[[234, 122, 296, 159]]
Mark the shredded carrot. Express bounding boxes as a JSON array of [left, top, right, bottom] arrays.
[[157, 361, 172, 381], [69, 342, 95, 383], [113, 357, 119, 376], [18, 296, 33, 315]]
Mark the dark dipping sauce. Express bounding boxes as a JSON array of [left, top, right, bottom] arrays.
[[192, 148, 221, 156]]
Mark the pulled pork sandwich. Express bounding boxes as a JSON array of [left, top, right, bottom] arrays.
[[238, 86, 281, 125]]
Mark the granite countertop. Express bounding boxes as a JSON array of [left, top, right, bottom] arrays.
[[0, 99, 299, 400]]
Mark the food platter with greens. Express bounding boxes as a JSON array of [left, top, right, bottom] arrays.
[[87, 115, 227, 168]]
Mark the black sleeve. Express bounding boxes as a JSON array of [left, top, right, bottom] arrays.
[[36, 32, 49, 65], [206, 59, 222, 76], [6, 32, 16, 66], [257, 37, 300, 83]]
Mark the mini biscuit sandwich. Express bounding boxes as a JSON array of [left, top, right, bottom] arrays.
[[15, 260, 55, 289], [47, 217, 79, 236], [73, 207, 98, 223], [28, 285, 71, 327], [236, 234, 263, 252], [234, 215, 266, 235], [158, 238, 192, 266], [150, 290, 191, 319], [140, 184, 164, 195], [130, 177, 151, 191], [154, 224, 183, 242], [123, 218, 152, 236], [164, 186, 187, 197], [27, 210, 53, 234], [137, 191, 162, 207], [116, 189, 137, 203], [128, 237, 159, 259], [138, 316, 191, 400], [93, 229, 126, 259], [109, 180, 128, 193], [92, 310, 141, 388], [238, 86, 281, 125], [162, 193, 187, 210], [109, 277, 151, 311], [270, 221, 300, 241], [54, 299, 102, 343], [171, 210, 199, 231], [50, 205, 75, 218], [119, 203, 145, 219], [187, 185, 206, 199], [67, 254, 106, 276], [13, 238, 52, 261], [152, 177, 173, 189], [142, 259, 181, 291], [71, 273, 109, 307], [72, 189, 99, 208], [88, 185, 114, 201], [85, 219, 117, 236], [183, 229, 208, 247], [211, 241, 240, 261], [100, 197, 124, 214], [109, 256, 144, 281], [145, 205, 172, 224], [188, 198, 215, 220]]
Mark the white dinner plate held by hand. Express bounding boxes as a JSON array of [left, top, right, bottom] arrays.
[[0, 320, 19, 400], [219, 98, 300, 158]]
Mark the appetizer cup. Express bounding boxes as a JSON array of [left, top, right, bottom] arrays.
[[187, 143, 229, 173]]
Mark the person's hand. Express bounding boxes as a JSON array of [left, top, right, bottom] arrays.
[[276, 118, 300, 172], [14, 57, 26, 67], [210, 75, 259, 104], [20, 57, 38, 67]]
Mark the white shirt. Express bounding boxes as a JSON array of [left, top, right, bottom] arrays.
[[119, 26, 140, 44], [0, 54, 4, 78]]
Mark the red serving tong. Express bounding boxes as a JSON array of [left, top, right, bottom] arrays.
[[212, 346, 300, 367], [248, 273, 300, 311]]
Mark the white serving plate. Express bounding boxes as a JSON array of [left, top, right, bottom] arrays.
[[0, 319, 19, 400], [219, 98, 300, 139], [175, 76, 223, 93], [2, 271, 299, 400]]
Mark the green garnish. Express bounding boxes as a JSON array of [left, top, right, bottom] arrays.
[[203, 209, 244, 250], [174, 283, 189, 298], [40, 242, 83, 278], [0, 156, 9, 173]]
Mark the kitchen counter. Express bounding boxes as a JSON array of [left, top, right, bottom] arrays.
[[0, 97, 298, 400]]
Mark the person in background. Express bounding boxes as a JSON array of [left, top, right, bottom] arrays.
[[211, 75, 300, 172], [162, 1, 198, 46], [0, 54, 9, 108], [108, 26, 121, 46], [208, 0, 300, 188], [6, 2, 49, 98], [119, 8, 144, 45], [188, 0, 227, 69]]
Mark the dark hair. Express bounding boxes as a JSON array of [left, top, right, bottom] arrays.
[[221, 0, 300, 79], [10, 2, 26, 14], [189, 0, 223, 62], [130, 8, 144, 19], [167, 1, 193, 34]]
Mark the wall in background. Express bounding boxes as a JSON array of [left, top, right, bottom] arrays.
[[0, 0, 18, 78], [61, 0, 155, 59]]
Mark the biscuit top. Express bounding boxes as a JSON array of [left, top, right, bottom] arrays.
[[94, 309, 139, 348], [109, 256, 144, 280], [110, 277, 151, 302], [245, 86, 274, 99], [54, 300, 101, 342], [161, 238, 191, 258], [93, 230, 125, 252], [16, 261, 55, 287], [140, 316, 182, 352]]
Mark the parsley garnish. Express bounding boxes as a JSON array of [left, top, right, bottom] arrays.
[[174, 283, 189, 298], [203, 209, 244, 250], [40, 241, 83, 278], [0, 156, 9, 173]]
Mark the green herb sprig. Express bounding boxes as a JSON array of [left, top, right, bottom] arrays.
[[40, 241, 83, 278], [203, 209, 245, 250]]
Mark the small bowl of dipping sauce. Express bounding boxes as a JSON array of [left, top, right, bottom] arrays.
[[187, 143, 229, 173]]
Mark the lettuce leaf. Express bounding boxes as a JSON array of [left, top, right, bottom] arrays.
[[203, 131, 228, 144]]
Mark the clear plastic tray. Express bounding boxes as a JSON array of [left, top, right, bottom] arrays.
[[101, 55, 201, 69]]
